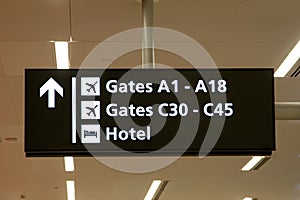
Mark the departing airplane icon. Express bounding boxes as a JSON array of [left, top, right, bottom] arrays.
[[86, 81, 98, 93], [86, 105, 98, 117]]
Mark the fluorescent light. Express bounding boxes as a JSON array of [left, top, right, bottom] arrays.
[[242, 156, 265, 171], [66, 180, 75, 200], [55, 41, 69, 69], [274, 40, 300, 77], [242, 197, 253, 200], [144, 180, 162, 200], [64, 156, 74, 172]]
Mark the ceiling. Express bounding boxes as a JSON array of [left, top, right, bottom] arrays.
[[0, 0, 300, 199]]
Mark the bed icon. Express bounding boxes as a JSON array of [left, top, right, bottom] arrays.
[[84, 130, 97, 138], [81, 124, 100, 143]]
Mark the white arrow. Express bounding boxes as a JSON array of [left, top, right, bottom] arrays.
[[39, 78, 64, 108]]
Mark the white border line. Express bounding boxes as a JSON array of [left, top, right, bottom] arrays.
[[72, 77, 76, 144]]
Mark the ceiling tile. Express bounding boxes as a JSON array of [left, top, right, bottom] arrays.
[[0, 125, 22, 141], [0, 42, 56, 76], [0, 0, 70, 41], [158, 0, 300, 43], [275, 78, 300, 102], [70, 42, 98, 67], [12, 103, 23, 126], [202, 42, 289, 67], [29, 158, 64, 172], [71, 0, 141, 41], [6, 76, 23, 104], [0, 103, 19, 125], [0, 58, 5, 76], [0, 77, 13, 103]]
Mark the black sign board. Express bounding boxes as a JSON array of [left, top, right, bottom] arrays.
[[25, 69, 275, 157]]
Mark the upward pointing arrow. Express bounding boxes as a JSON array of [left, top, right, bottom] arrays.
[[39, 78, 64, 108]]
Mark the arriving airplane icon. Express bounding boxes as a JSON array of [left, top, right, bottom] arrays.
[[86, 105, 98, 117], [86, 81, 98, 93]]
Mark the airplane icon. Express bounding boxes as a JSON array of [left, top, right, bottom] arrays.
[[81, 101, 100, 119], [86, 105, 98, 117], [81, 77, 100, 96], [86, 81, 98, 93]]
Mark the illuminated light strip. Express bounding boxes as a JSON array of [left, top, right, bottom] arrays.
[[144, 180, 162, 200], [242, 156, 265, 171], [66, 180, 75, 200], [64, 156, 74, 172], [55, 41, 70, 69], [274, 40, 300, 77], [242, 197, 253, 200]]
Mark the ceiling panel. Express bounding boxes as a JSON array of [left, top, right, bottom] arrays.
[[5, 76, 24, 126], [70, 42, 98, 67], [71, 0, 141, 42], [22, 170, 67, 200], [0, 142, 66, 200], [0, 77, 13, 103], [0, 143, 31, 197], [71, 41, 291, 68], [0, 0, 70, 42], [0, 103, 19, 125], [12, 103, 23, 126], [274, 121, 300, 156], [275, 78, 300, 102], [0, 125, 22, 141], [6, 76, 23, 104], [75, 157, 150, 200], [0, 42, 56, 76], [29, 158, 64, 172], [155, 0, 300, 43], [202, 42, 289, 67], [0, 58, 5, 76]]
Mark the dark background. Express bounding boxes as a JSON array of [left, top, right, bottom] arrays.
[[25, 69, 275, 156]]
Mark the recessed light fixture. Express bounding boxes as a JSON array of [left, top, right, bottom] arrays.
[[274, 40, 300, 77], [64, 156, 74, 172], [242, 197, 253, 200], [66, 180, 75, 200], [144, 180, 162, 200], [55, 41, 70, 69], [242, 156, 267, 171]]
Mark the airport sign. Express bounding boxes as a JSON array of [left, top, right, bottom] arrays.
[[25, 69, 275, 156]]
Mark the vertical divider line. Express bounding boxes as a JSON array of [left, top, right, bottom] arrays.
[[72, 77, 76, 144]]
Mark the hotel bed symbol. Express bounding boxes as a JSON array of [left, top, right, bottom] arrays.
[[81, 77, 100, 96], [81, 101, 100, 119], [84, 130, 97, 138], [81, 124, 100, 143]]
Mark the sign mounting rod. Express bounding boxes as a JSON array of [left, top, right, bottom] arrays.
[[142, 0, 155, 69]]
